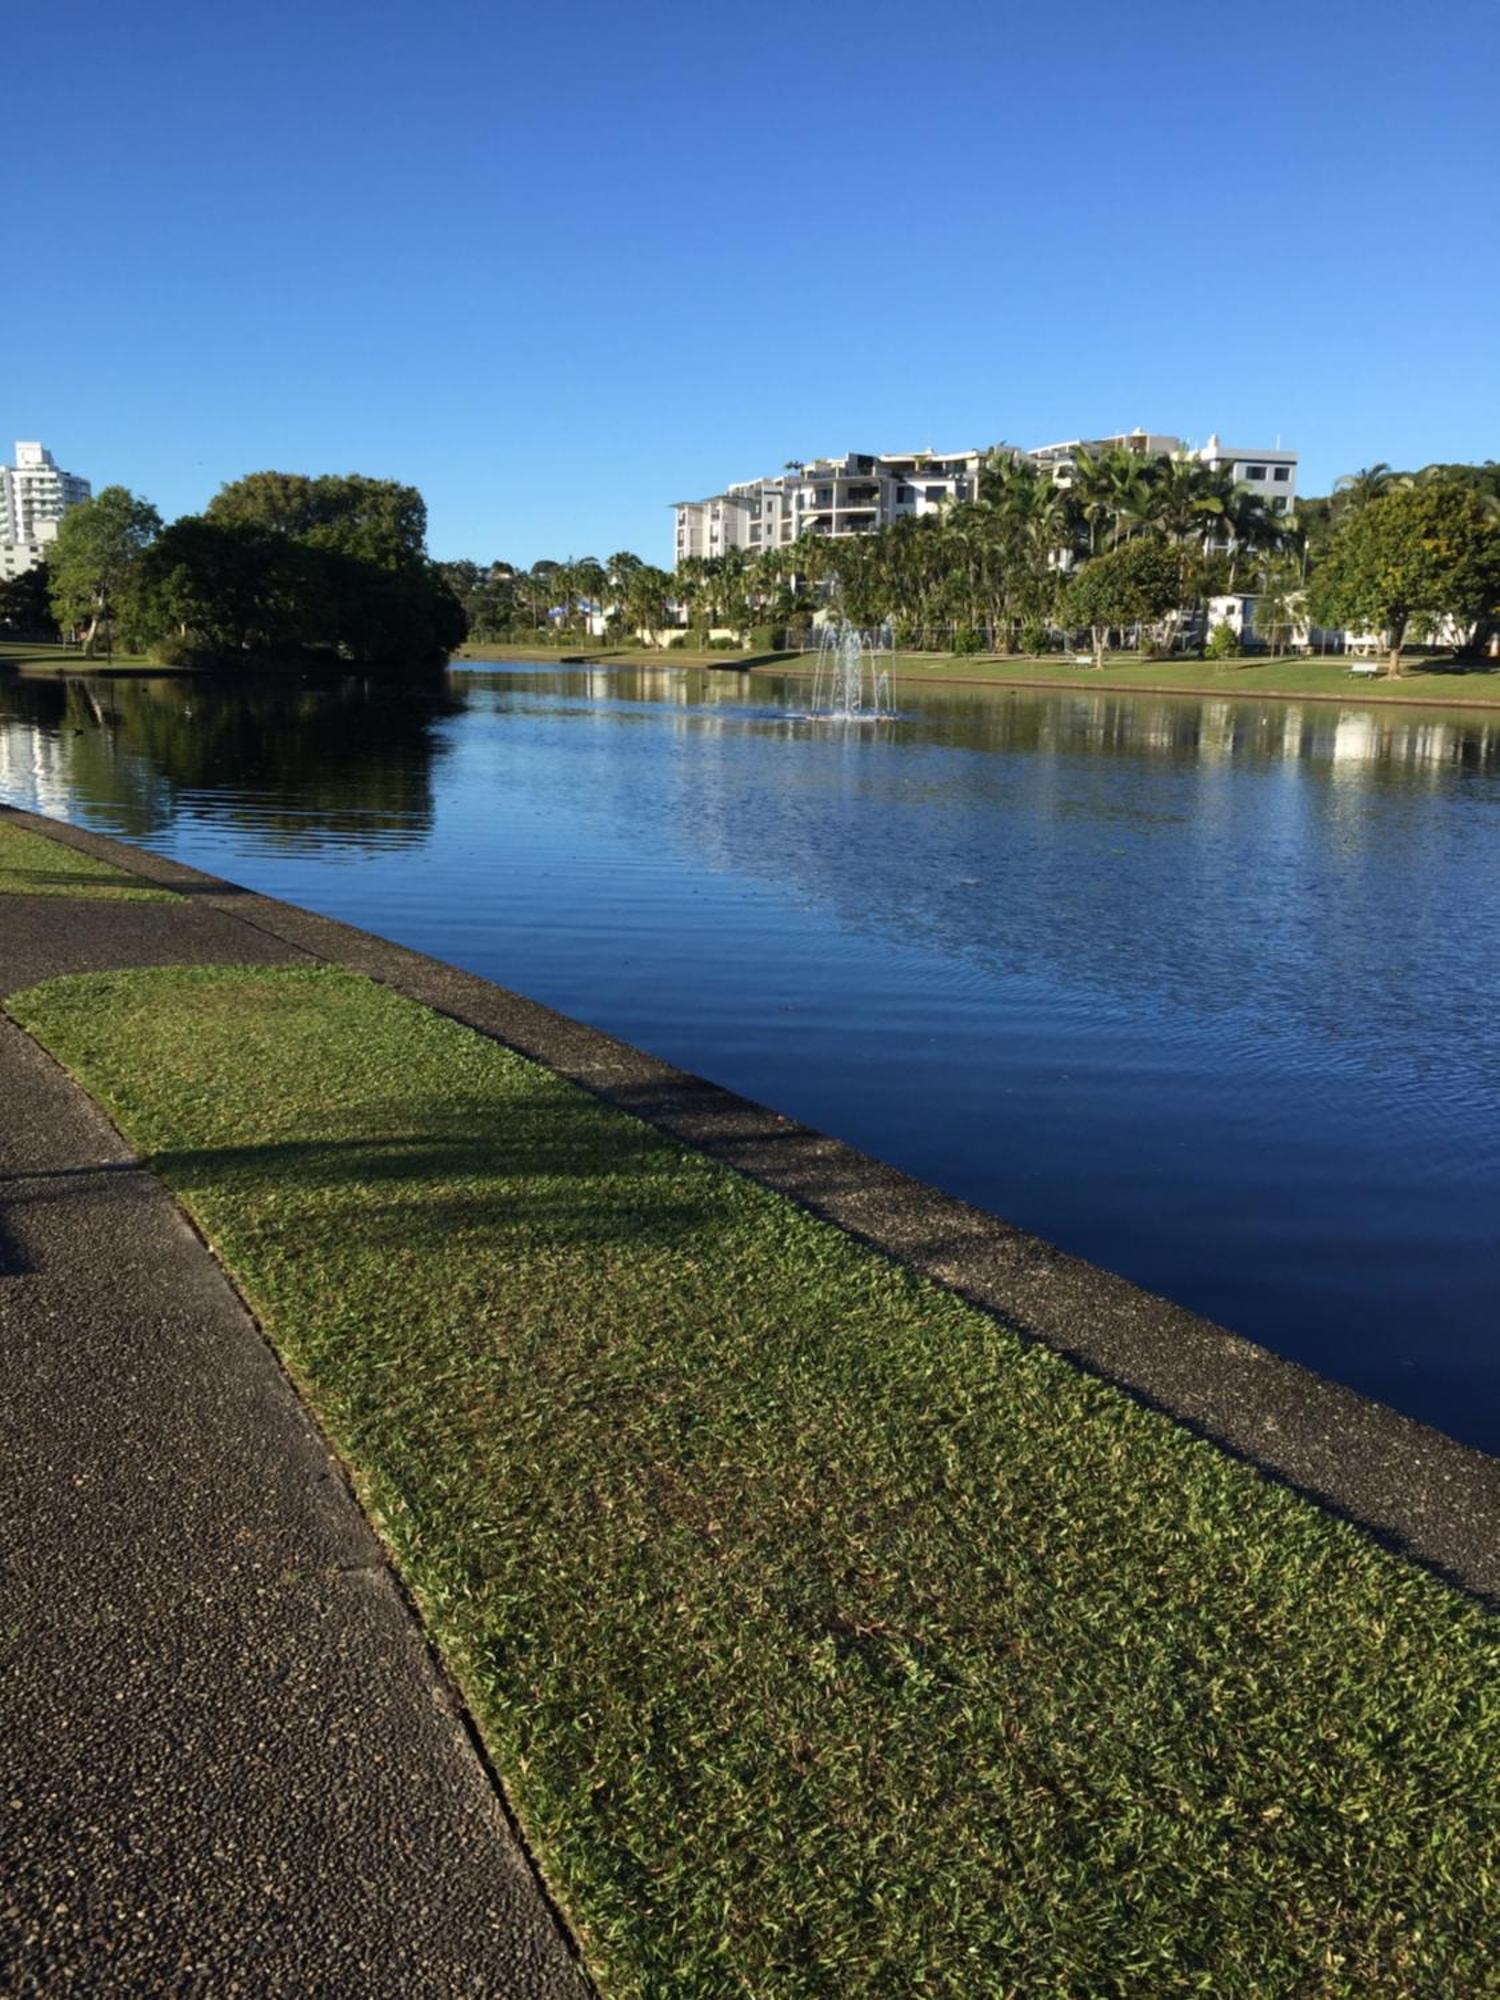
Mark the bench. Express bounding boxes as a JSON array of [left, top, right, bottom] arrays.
[[1072, 653, 1095, 668], [1347, 661, 1381, 678]]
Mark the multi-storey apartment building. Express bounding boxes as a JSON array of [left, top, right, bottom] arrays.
[[1031, 428, 1298, 511], [674, 448, 989, 566], [675, 429, 1298, 567], [0, 441, 93, 580]]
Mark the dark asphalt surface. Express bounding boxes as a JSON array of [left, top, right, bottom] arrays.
[[3, 803, 1497, 1988], [1, 839, 585, 1993]]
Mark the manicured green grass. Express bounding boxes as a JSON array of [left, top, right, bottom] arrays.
[[0, 821, 183, 901], [12, 963, 1498, 1997], [0, 638, 164, 674], [757, 650, 1500, 705]]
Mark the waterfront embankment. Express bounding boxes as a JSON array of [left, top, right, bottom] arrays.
[[3, 804, 1498, 1995], [748, 648, 1500, 711]]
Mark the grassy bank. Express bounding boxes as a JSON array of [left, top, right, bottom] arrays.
[[0, 638, 169, 675], [0, 820, 183, 901], [754, 649, 1500, 708], [12, 961, 1497, 1996]]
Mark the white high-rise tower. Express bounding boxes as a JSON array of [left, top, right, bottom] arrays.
[[1, 442, 93, 580]]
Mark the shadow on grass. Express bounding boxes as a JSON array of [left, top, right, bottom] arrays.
[[142, 1097, 724, 1251], [0, 872, 178, 897]]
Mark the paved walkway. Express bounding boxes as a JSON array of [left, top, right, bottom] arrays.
[[1, 843, 584, 1992]]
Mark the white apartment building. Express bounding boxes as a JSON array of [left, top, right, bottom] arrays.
[[674, 448, 988, 566], [0, 441, 92, 579], [1196, 432, 1297, 510], [675, 428, 1298, 568], [1031, 428, 1298, 511]]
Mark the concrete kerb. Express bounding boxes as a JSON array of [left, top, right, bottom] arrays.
[[5, 802, 1499, 1607]]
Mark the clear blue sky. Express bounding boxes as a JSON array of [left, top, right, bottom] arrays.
[[11, 0, 1498, 566]]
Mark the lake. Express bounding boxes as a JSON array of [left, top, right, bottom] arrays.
[[3, 661, 1498, 1452]]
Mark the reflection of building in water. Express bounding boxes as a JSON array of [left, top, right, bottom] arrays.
[[1331, 711, 1380, 766], [0, 718, 78, 816]]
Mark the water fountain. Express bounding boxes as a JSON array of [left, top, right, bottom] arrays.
[[802, 622, 898, 722]]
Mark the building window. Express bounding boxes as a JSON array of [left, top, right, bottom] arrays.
[[1244, 465, 1267, 480], [896, 485, 915, 502], [924, 486, 944, 502], [1273, 466, 1290, 482]]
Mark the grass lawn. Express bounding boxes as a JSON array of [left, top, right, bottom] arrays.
[[0, 638, 168, 675], [12, 962, 1498, 1996], [756, 650, 1500, 707], [0, 820, 183, 901]]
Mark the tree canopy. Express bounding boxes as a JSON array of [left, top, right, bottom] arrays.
[[134, 471, 464, 668], [1060, 538, 1190, 666], [1307, 483, 1500, 673], [47, 487, 162, 653]]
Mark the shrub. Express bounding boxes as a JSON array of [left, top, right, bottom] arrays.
[[951, 628, 985, 656], [1019, 618, 1047, 655], [1204, 622, 1239, 661], [150, 632, 206, 667], [746, 624, 783, 653]]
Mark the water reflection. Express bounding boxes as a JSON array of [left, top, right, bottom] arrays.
[[2, 659, 1498, 1449], [0, 671, 459, 848]]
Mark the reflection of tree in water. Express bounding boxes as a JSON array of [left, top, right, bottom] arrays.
[[0, 673, 463, 848]]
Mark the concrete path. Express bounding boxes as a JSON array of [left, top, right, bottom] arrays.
[[1, 861, 584, 1991]]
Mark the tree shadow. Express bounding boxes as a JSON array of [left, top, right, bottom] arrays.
[[0, 1160, 146, 1276], [143, 1093, 725, 1252], [0, 873, 178, 898]]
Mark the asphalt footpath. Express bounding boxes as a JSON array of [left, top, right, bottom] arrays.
[[1, 837, 586, 1993], [4, 805, 1499, 1994]]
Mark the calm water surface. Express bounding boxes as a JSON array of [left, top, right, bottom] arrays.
[[4, 662, 1498, 1451]]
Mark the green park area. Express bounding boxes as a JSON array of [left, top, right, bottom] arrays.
[[761, 648, 1500, 706], [11, 960, 1497, 1997], [0, 638, 159, 675], [0, 819, 182, 901]]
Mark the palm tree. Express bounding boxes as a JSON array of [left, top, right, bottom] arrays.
[[622, 563, 673, 646], [568, 557, 606, 636], [1220, 485, 1283, 590], [1099, 447, 1158, 547], [1252, 559, 1305, 655], [1334, 464, 1396, 513], [1065, 451, 1114, 556]]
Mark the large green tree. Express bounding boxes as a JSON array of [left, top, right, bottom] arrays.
[[1060, 538, 1189, 668], [199, 471, 463, 665], [135, 517, 309, 657], [1307, 483, 1500, 674], [206, 471, 429, 569], [0, 559, 60, 639], [47, 487, 162, 654]]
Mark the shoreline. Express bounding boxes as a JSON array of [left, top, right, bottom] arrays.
[[454, 642, 1500, 713], [8, 636, 1499, 713], [745, 656, 1500, 713], [4, 800, 1496, 1597]]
